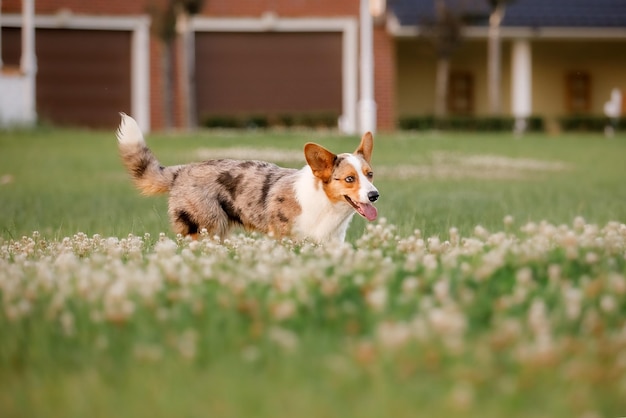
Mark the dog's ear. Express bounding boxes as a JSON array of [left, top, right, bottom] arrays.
[[355, 132, 374, 163], [304, 143, 336, 182]]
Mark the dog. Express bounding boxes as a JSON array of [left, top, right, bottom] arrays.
[[116, 113, 379, 243]]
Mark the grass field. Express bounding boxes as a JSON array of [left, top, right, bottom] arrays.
[[1, 126, 626, 417]]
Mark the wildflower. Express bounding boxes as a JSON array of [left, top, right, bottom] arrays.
[[600, 295, 617, 314], [449, 227, 459, 246], [547, 264, 561, 284], [516, 267, 533, 287], [428, 306, 466, 338], [401, 276, 419, 295], [449, 383, 474, 411], [134, 344, 163, 363], [585, 252, 599, 264], [473, 225, 489, 239], [427, 236, 442, 254], [433, 279, 449, 302], [271, 300, 297, 321], [268, 326, 298, 352], [177, 329, 199, 360], [241, 345, 261, 363], [573, 216, 586, 230], [564, 287, 583, 320], [422, 254, 438, 271], [365, 287, 388, 312], [60, 311, 75, 337], [376, 321, 411, 350]]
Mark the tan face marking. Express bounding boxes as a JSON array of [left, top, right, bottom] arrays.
[[320, 154, 377, 205]]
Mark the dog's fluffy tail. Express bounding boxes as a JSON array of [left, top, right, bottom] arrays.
[[116, 113, 177, 196]]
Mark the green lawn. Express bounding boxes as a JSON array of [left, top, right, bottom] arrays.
[[1, 127, 625, 239], [1, 127, 626, 418]]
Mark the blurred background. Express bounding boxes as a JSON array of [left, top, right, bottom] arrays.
[[1, 0, 625, 135]]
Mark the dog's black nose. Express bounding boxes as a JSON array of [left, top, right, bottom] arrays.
[[368, 191, 379, 202]]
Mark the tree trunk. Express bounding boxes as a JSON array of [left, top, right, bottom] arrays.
[[434, 57, 450, 118], [487, 2, 505, 115]]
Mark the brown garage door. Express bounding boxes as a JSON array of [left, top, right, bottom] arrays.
[[1, 28, 131, 129], [195, 31, 342, 123]]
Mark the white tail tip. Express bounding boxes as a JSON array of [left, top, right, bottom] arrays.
[[116, 112, 145, 145]]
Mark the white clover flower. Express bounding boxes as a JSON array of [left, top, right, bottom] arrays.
[[528, 299, 550, 336], [547, 264, 561, 284], [177, 329, 199, 360], [600, 294, 617, 314], [449, 383, 474, 411], [562, 290, 582, 323], [573, 216, 586, 230], [503, 215, 514, 227], [268, 326, 298, 352], [422, 254, 438, 271], [585, 252, 599, 264], [427, 236, 442, 254], [433, 279, 449, 302], [241, 345, 261, 363], [428, 306, 466, 337], [60, 311, 75, 337], [376, 321, 411, 350], [155, 238, 178, 256], [448, 227, 459, 246], [271, 300, 297, 321], [366, 287, 388, 312], [473, 225, 489, 239], [516, 267, 533, 287], [401, 276, 419, 295], [133, 344, 163, 363]]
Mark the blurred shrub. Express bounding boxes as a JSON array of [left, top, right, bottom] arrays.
[[399, 115, 545, 132], [201, 112, 339, 130], [558, 115, 626, 132]]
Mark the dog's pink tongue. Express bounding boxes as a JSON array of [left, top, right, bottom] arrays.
[[361, 203, 378, 221]]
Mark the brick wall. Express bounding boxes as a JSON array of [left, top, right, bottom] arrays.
[[374, 25, 396, 131]]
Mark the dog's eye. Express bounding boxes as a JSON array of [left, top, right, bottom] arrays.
[[345, 176, 355, 183], [367, 172, 374, 179]]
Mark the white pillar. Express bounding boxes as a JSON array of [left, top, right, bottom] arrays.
[[359, 0, 377, 135], [131, 17, 150, 133], [21, 0, 37, 124], [0, 0, 4, 69], [511, 39, 532, 132]]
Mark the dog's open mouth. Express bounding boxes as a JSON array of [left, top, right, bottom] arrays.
[[344, 196, 378, 221]]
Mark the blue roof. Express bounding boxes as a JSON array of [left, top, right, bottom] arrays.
[[388, 0, 626, 28]]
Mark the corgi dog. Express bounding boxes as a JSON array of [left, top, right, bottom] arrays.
[[116, 113, 379, 243]]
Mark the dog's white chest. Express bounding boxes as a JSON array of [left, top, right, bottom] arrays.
[[292, 167, 355, 242]]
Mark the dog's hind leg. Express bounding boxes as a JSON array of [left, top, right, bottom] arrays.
[[169, 205, 230, 240]]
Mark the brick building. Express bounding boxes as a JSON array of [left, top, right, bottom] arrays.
[[0, 0, 396, 133], [3, 0, 623, 133]]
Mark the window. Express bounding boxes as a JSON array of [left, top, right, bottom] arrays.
[[566, 71, 591, 114], [447, 71, 474, 115]]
